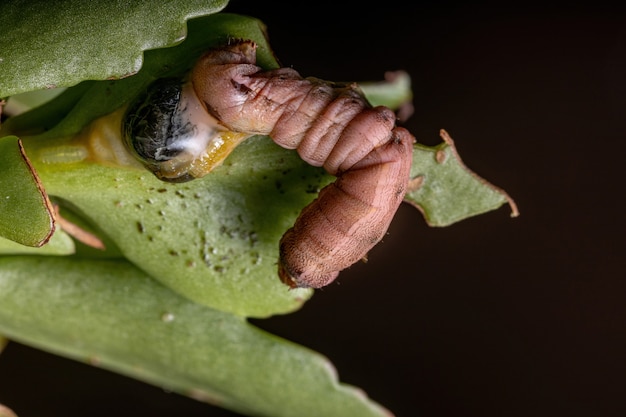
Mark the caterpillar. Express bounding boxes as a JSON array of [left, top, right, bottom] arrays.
[[124, 40, 414, 289]]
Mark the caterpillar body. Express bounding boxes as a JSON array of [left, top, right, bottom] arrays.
[[124, 40, 414, 289]]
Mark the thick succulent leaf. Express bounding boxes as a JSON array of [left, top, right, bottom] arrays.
[[0, 136, 54, 246], [0, 257, 392, 417], [24, 135, 317, 318], [405, 130, 519, 226], [0, 0, 229, 97]]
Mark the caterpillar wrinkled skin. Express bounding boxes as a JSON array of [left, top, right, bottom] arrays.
[[125, 40, 414, 289]]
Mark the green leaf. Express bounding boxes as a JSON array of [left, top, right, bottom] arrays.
[[26, 134, 317, 318], [0, 257, 392, 417], [405, 129, 519, 226], [360, 70, 413, 111], [0, 136, 54, 246], [0, 0, 229, 97]]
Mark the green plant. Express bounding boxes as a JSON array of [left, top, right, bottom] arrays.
[[0, 3, 517, 416]]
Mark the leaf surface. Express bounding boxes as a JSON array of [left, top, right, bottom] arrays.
[[0, 0, 229, 97], [27, 135, 317, 318], [0, 257, 392, 417]]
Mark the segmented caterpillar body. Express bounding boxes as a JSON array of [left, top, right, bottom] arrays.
[[191, 41, 414, 288]]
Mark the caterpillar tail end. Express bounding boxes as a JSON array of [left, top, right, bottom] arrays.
[[277, 259, 301, 289], [277, 253, 340, 289]]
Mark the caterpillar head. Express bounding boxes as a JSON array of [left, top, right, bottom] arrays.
[[123, 77, 250, 182]]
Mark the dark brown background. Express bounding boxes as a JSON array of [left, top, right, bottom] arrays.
[[1, 2, 625, 416]]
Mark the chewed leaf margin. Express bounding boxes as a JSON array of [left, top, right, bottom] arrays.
[[405, 129, 519, 227]]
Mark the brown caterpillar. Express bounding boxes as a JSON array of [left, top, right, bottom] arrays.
[[124, 40, 414, 288], [191, 41, 414, 288]]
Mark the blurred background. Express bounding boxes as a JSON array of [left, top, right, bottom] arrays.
[[1, 1, 625, 416]]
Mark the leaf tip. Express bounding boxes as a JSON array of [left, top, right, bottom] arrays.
[[439, 128, 520, 219]]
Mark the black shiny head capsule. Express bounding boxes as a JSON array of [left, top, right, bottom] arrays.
[[123, 78, 252, 183], [123, 78, 195, 182]]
